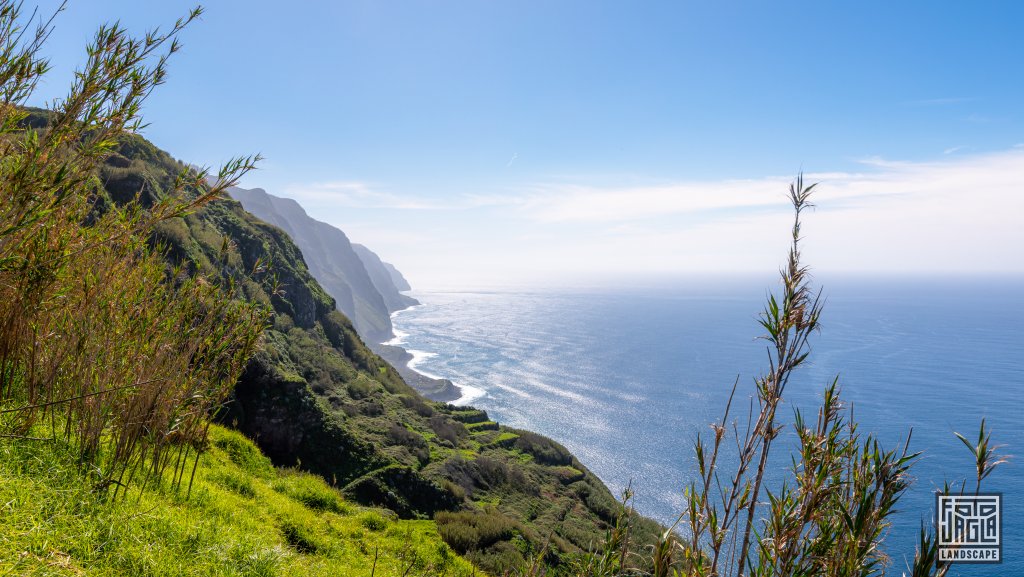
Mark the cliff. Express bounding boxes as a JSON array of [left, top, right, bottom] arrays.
[[226, 186, 456, 400], [352, 243, 418, 313], [228, 186, 397, 344], [94, 131, 664, 573], [383, 260, 413, 291]]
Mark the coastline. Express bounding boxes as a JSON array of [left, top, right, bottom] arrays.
[[371, 304, 485, 405]]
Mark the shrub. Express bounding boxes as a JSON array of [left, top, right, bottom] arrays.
[[551, 466, 585, 485], [512, 429, 573, 466], [387, 424, 430, 467], [400, 394, 434, 417], [466, 542, 528, 575], [346, 376, 376, 399], [447, 408, 490, 424], [429, 415, 467, 445], [438, 456, 529, 495], [360, 400, 384, 416], [387, 423, 426, 448], [360, 511, 389, 531], [436, 509, 517, 554]]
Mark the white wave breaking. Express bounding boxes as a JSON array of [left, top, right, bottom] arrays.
[[405, 348, 486, 406]]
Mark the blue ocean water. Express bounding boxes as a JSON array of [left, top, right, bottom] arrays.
[[391, 276, 1024, 575]]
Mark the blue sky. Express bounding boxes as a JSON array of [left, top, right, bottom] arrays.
[[26, 1, 1024, 287]]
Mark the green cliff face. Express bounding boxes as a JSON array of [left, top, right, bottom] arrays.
[[100, 132, 662, 574]]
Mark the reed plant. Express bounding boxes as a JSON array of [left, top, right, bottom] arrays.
[[0, 2, 268, 497], [558, 177, 1005, 577]]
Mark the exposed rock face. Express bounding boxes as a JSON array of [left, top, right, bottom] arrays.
[[352, 243, 418, 313], [226, 187, 459, 400], [230, 354, 384, 484], [383, 261, 412, 291], [228, 187, 396, 343]]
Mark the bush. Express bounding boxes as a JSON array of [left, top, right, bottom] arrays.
[[551, 466, 585, 485], [447, 408, 490, 424], [512, 429, 573, 466], [438, 456, 529, 495], [342, 465, 461, 518], [435, 509, 517, 554], [387, 423, 426, 449], [346, 376, 377, 400], [429, 415, 467, 445], [360, 400, 384, 416], [400, 395, 435, 417], [359, 511, 389, 531], [466, 540, 527, 574]]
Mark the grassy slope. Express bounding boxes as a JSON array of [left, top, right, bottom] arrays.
[[89, 126, 665, 574], [0, 425, 479, 576]]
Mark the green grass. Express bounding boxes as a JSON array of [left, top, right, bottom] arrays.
[[464, 421, 499, 433], [485, 433, 520, 449], [0, 426, 482, 577]]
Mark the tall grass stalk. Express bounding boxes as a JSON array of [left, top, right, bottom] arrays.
[[0, 2, 267, 497], [570, 176, 1003, 577]]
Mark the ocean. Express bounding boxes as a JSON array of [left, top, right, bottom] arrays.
[[390, 276, 1024, 575]]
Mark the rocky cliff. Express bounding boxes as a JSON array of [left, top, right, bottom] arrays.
[[352, 243, 418, 313], [228, 187, 458, 399], [228, 186, 397, 344]]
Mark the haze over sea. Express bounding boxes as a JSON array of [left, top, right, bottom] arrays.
[[391, 275, 1023, 575]]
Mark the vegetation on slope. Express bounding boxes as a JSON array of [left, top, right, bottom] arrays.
[[0, 425, 478, 576], [3, 3, 1005, 576]]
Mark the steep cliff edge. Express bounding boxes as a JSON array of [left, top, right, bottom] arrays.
[[353, 242, 418, 313], [228, 186, 394, 344], [94, 131, 663, 573], [383, 260, 413, 291], [228, 187, 457, 400]]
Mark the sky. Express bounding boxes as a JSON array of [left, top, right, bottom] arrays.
[[24, 1, 1024, 288]]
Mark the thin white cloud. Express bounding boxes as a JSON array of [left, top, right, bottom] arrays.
[[513, 180, 790, 223], [283, 181, 445, 210], [489, 149, 1024, 228], [294, 148, 1024, 287]]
